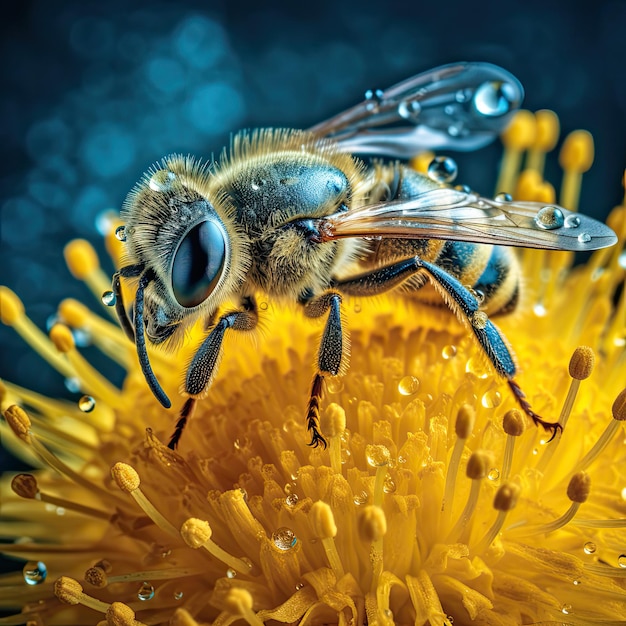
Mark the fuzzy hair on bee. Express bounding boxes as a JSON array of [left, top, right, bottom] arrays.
[[109, 62, 618, 449]]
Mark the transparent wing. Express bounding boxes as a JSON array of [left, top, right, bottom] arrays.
[[308, 62, 524, 157], [316, 188, 617, 251]]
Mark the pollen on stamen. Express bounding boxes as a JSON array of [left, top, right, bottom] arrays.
[[569, 346, 595, 380], [10, 473, 39, 499]]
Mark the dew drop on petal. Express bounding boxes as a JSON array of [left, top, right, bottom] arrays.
[[618, 554, 626, 568], [137, 582, 155, 601], [285, 493, 299, 507], [272, 527, 297, 551], [23, 561, 47, 585], [259, 301, 269, 311], [427, 156, 458, 184], [327, 377, 344, 394], [398, 375, 420, 396], [101, 290, 116, 306], [564, 214, 581, 228], [577, 232, 592, 244], [366, 444, 391, 467], [226, 568, 237, 578], [533, 302, 547, 317], [583, 541, 597, 555], [383, 475, 397, 493], [561, 604, 572, 615], [115, 225, 127, 241], [78, 395, 96, 413], [573, 579, 581, 585], [149, 170, 176, 192], [295, 582, 305, 590], [341, 448, 352, 465], [174, 590, 184, 600], [442, 344, 457, 360], [481, 390, 502, 409], [534, 206, 565, 230], [494, 192, 512, 202], [466, 356, 489, 379], [353, 491, 368, 506]]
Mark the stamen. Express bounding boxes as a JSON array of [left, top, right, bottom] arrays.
[[170, 608, 201, 626], [442, 404, 475, 525], [446, 450, 492, 543], [224, 588, 264, 626], [84, 565, 203, 588], [536, 347, 595, 473], [310, 501, 345, 580], [106, 601, 146, 626], [501, 409, 525, 481], [11, 473, 110, 520], [496, 110, 536, 195], [474, 482, 520, 554], [49, 323, 122, 413], [366, 444, 391, 507], [180, 518, 253, 575], [358, 505, 387, 592], [0, 287, 76, 378], [54, 576, 110, 613], [558, 130, 594, 211], [320, 403, 346, 474], [64, 240, 117, 319], [530, 472, 591, 535], [526, 109, 559, 174], [110, 462, 179, 538], [573, 388, 626, 473]]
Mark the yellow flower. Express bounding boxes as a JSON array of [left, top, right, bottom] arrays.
[[1, 110, 625, 626]]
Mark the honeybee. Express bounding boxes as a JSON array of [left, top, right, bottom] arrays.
[[110, 62, 617, 449]]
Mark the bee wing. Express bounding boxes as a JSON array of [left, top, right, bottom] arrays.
[[308, 62, 524, 158], [317, 188, 618, 251]]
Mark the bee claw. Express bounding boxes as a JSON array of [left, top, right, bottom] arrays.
[[308, 434, 328, 449]]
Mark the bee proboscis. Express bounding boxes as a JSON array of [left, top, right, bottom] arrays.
[[109, 62, 617, 449]]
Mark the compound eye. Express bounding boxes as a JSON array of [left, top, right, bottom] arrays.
[[171, 220, 226, 308]]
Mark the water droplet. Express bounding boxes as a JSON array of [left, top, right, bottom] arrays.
[[618, 554, 626, 568], [174, 590, 184, 600], [295, 582, 305, 590], [115, 225, 127, 242], [272, 527, 297, 551], [577, 232, 591, 244], [442, 345, 457, 360], [427, 156, 458, 184], [23, 561, 47, 585], [64, 377, 81, 393], [472, 311, 488, 329], [78, 395, 96, 413], [259, 301, 268, 311], [238, 488, 248, 502], [481, 390, 502, 409], [618, 251, 626, 270], [573, 579, 581, 585], [233, 439, 241, 450], [285, 493, 299, 507], [398, 100, 421, 122], [488, 468, 500, 481], [366, 444, 391, 467], [353, 302, 362, 313], [534, 206, 565, 230], [446, 615, 454, 625], [56, 507, 66, 515], [454, 184, 471, 193], [341, 448, 352, 464], [494, 192, 512, 202], [101, 290, 116, 306], [472, 81, 516, 117], [364, 88, 384, 112], [533, 302, 547, 317], [327, 377, 344, 394], [564, 214, 581, 228], [583, 541, 597, 555], [226, 568, 237, 578], [137, 582, 155, 601], [398, 375, 420, 396], [383, 475, 397, 494], [561, 603, 572, 615], [353, 490, 369, 505], [455, 89, 469, 103], [149, 170, 176, 192]]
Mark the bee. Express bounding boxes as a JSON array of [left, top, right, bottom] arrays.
[[110, 62, 617, 449]]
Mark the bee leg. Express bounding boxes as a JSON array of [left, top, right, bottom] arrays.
[[134, 269, 172, 409], [336, 257, 560, 439], [169, 296, 258, 449], [301, 291, 346, 449], [111, 264, 143, 342]]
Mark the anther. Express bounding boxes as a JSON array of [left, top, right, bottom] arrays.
[[225, 588, 263, 626], [64, 240, 100, 280], [0, 286, 25, 325], [532, 110, 560, 151], [49, 323, 75, 353], [466, 450, 491, 480], [502, 409, 525, 481], [4, 404, 32, 442], [612, 388, 626, 422], [455, 404, 475, 439], [54, 576, 84, 605], [567, 471, 591, 504], [85, 566, 108, 588], [111, 462, 140, 493], [474, 482, 521, 554], [569, 346, 595, 380], [59, 299, 92, 328], [358, 505, 387, 542], [497, 110, 536, 197], [106, 602, 139, 626], [310, 501, 344, 580], [11, 473, 39, 499], [321, 403, 346, 474], [170, 608, 201, 626], [559, 130, 594, 211]]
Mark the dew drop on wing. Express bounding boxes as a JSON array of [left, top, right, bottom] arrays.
[[534, 205, 565, 230], [427, 156, 458, 184], [564, 214, 581, 228], [578, 232, 592, 244], [495, 192, 512, 202], [472, 81, 517, 117]]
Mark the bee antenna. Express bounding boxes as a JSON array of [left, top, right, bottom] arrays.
[[134, 270, 172, 409]]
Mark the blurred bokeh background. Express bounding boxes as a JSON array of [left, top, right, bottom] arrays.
[[1, 0, 625, 470]]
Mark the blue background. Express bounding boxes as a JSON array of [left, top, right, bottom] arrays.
[[0, 0, 625, 467]]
